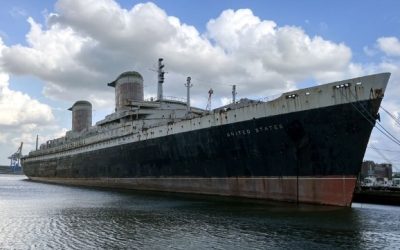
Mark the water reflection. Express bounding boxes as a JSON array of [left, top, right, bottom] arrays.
[[0, 175, 399, 249]]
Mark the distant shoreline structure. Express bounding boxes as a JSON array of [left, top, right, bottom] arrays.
[[0, 165, 23, 175]]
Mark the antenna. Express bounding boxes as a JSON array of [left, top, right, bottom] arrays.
[[185, 76, 193, 113], [206, 88, 214, 111], [232, 84, 237, 103], [157, 58, 165, 101], [36, 134, 39, 151]]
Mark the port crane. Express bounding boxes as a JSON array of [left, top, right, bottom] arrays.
[[8, 142, 23, 172]]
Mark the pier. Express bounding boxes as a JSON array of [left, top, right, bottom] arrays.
[[353, 186, 400, 206]]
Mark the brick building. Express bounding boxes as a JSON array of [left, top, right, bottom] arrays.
[[361, 161, 393, 180]]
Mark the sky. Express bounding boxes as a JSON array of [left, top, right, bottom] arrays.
[[0, 0, 399, 170]]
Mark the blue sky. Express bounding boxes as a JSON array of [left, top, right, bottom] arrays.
[[0, 0, 399, 169]]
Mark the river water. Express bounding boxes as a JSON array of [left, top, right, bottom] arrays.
[[0, 175, 399, 249]]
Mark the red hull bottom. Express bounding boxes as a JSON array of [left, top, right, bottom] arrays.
[[30, 176, 357, 206]]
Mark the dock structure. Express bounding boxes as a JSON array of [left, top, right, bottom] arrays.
[[0, 165, 22, 174], [353, 186, 400, 206]]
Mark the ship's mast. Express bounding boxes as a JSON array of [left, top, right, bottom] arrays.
[[185, 76, 192, 113], [232, 84, 237, 103], [206, 88, 213, 111], [157, 58, 165, 101]]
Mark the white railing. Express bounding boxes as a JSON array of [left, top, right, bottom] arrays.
[[144, 96, 186, 103]]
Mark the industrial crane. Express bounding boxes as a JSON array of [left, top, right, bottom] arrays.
[[8, 142, 23, 172]]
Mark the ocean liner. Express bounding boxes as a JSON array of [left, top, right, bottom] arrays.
[[22, 58, 390, 206]]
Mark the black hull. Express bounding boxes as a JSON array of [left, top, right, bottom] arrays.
[[23, 99, 381, 206], [24, 100, 378, 178]]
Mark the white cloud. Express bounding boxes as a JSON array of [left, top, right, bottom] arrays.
[[220, 97, 231, 106], [0, 38, 54, 126], [0, 75, 54, 126], [0, 37, 63, 164], [1, 1, 354, 107], [377, 37, 400, 57], [206, 9, 352, 90]]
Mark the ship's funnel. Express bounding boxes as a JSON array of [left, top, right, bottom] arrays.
[[68, 101, 92, 132], [107, 71, 144, 111]]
